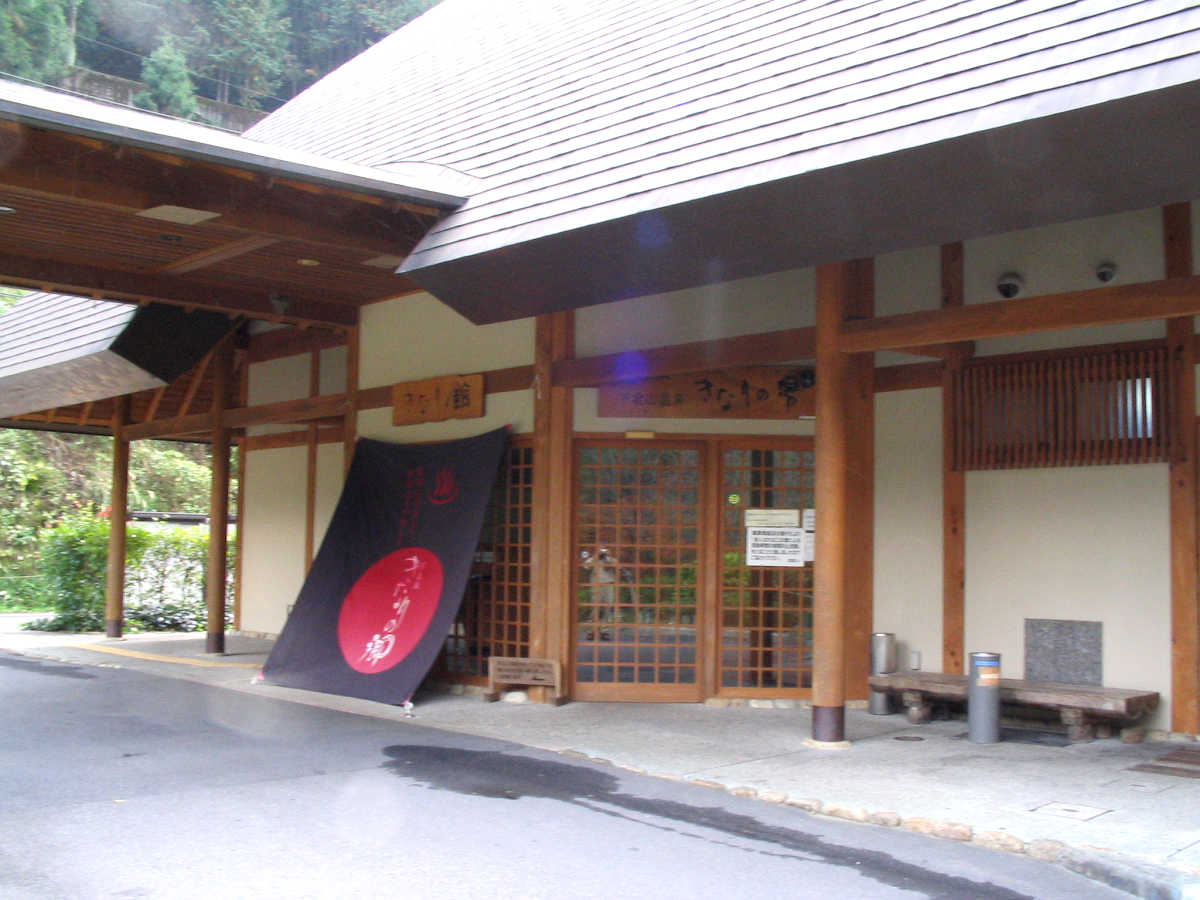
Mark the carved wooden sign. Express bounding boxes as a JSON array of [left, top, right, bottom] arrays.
[[392, 373, 484, 426], [597, 366, 814, 419]]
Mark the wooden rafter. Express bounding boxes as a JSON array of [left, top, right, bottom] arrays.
[[158, 235, 281, 275], [0, 126, 433, 256], [0, 249, 356, 327]]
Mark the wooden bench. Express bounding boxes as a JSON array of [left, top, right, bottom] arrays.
[[868, 671, 1158, 741]]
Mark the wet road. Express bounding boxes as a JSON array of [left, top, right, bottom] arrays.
[[0, 651, 1122, 899]]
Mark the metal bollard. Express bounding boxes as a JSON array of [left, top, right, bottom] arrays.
[[968, 651, 1002, 743], [869, 632, 896, 715]]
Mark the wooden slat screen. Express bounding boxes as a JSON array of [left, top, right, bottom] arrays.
[[439, 440, 533, 681], [954, 348, 1171, 470]]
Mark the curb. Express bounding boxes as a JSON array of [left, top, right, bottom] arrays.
[[559, 749, 1200, 900]]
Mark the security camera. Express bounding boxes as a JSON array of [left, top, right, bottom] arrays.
[[996, 272, 1024, 299], [1095, 262, 1118, 283]]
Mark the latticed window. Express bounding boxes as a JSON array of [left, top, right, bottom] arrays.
[[953, 347, 1172, 470], [439, 440, 533, 680]]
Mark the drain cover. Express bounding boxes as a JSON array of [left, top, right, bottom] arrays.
[[893, 735, 925, 742]]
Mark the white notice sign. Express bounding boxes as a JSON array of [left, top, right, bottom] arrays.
[[744, 508, 800, 528], [746, 527, 807, 567]]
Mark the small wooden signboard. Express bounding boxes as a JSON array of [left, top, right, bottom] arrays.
[[484, 656, 567, 705], [392, 373, 484, 426], [597, 366, 814, 419]]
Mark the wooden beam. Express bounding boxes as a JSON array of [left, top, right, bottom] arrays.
[[553, 327, 815, 387], [875, 361, 944, 392], [242, 424, 345, 452], [844, 259, 874, 701], [941, 243, 967, 676], [0, 126, 430, 256], [206, 341, 233, 654], [104, 396, 130, 638], [1164, 201, 1199, 734], [531, 311, 575, 700], [344, 324, 360, 477], [0, 250, 356, 327], [813, 262, 853, 743], [158, 235, 280, 275], [247, 327, 346, 364], [840, 275, 1200, 353]]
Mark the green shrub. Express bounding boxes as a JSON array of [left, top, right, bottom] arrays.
[[24, 511, 234, 632]]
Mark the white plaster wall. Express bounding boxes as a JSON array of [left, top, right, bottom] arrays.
[[319, 345, 348, 396], [359, 293, 534, 389], [313, 442, 344, 550], [239, 445, 307, 635], [575, 267, 814, 356], [965, 465, 1171, 729], [965, 206, 1166, 356], [873, 389, 943, 671]]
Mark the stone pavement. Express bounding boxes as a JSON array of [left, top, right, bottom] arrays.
[[3, 618, 1198, 899]]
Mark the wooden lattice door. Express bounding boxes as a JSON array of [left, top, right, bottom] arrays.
[[717, 441, 814, 697], [572, 442, 706, 701]]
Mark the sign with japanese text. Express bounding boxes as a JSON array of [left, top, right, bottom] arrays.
[[597, 367, 814, 419], [746, 526, 807, 567], [392, 373, 484, 426], [262, 429, 507, 705]]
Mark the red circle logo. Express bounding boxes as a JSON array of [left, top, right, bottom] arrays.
[[337, 547, 443, 674]]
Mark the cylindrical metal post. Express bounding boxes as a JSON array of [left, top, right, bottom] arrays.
[[968, 651, 1001, 743], [868, 632, 895, 715]]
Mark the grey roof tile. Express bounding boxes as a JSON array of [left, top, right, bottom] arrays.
[[247, 0, 1200, 273]]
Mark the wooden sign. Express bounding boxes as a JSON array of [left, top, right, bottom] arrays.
[[597, 366, 814, 419], [484, 656, 566, 705], [392, 373, 484, 426]]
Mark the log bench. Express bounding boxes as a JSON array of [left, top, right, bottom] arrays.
[[867, 671, 1158, 742]]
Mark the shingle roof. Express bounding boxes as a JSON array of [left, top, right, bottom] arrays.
[[248, 0, 1200, 320]]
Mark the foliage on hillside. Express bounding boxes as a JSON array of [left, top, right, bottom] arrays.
[[0, 0, 440, 114]]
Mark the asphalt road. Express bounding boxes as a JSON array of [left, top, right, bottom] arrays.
[[0, 650, 1125, 899]]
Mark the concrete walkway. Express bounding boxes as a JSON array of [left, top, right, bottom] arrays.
[[4, 620, 1199, 899]]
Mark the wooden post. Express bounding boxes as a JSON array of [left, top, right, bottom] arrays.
[[305, 343, 320, 570], [941, 243, 967, 674], [344, 323, 360, 478], [206, 341, 233, 654], [104, 395, 131, 638], [814, 262, 854, 742], [530, 311, 574, 697], [843, 259, 874, 699], [1165, 201, 1198, 734]]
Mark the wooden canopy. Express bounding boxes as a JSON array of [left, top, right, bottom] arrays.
[[0, 80, 466, 331]]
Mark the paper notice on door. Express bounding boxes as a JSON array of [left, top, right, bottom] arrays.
[[746, 527, 806, 567]]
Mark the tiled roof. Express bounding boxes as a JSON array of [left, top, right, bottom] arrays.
[[249, 0, 1200, 275]]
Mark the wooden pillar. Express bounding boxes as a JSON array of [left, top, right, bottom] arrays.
[[343, 323, 360, 478], [206, 341, 233, 654], [530, 311, 574, 694], [843, 259, 874, 699], [305, 343, 321, 570], [104, 395, 131, 638], [1165, 201, 1199, 733], [941, 242, 967, 674], [813, 262, 854, 742]]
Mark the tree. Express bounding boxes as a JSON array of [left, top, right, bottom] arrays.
[[287, 0, 435, 94], [0, 0, 75, 84], [199, 0, 291, 108], [133, 34, 197, 118]]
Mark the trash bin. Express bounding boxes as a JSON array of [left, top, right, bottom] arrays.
[[869, 632, 896, 715], [968, 651, 1001, 743]]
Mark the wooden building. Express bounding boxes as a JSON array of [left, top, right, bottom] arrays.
[[3, 1, 1200, 742]]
